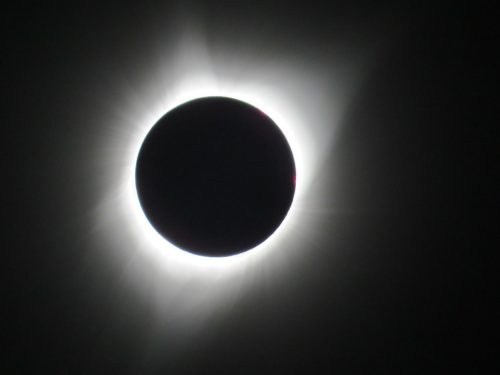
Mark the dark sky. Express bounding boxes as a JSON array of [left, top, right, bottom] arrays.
[[3, 1, 490, 374]]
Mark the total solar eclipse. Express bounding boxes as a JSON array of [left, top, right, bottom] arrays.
[[135, 97, 296, 257]]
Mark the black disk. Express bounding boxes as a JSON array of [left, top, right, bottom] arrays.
[[135, 97, 296, 257]]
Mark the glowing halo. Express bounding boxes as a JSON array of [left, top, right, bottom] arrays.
[[86, 23, 355, 326], [95, 63, 337, 277], [121, 85, 307, 268]]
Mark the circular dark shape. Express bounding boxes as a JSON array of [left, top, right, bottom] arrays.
[[135, 97, 296, 257]]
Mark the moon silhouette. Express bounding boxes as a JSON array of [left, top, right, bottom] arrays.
[[135, 97, 296, 257]]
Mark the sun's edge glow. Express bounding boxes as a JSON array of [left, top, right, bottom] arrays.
[[123, 87, 309, 271]]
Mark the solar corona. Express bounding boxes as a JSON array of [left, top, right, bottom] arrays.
[[92, 29, 342, 317]]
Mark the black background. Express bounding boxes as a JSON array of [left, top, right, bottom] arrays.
[[3, 1, 492, 374]]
